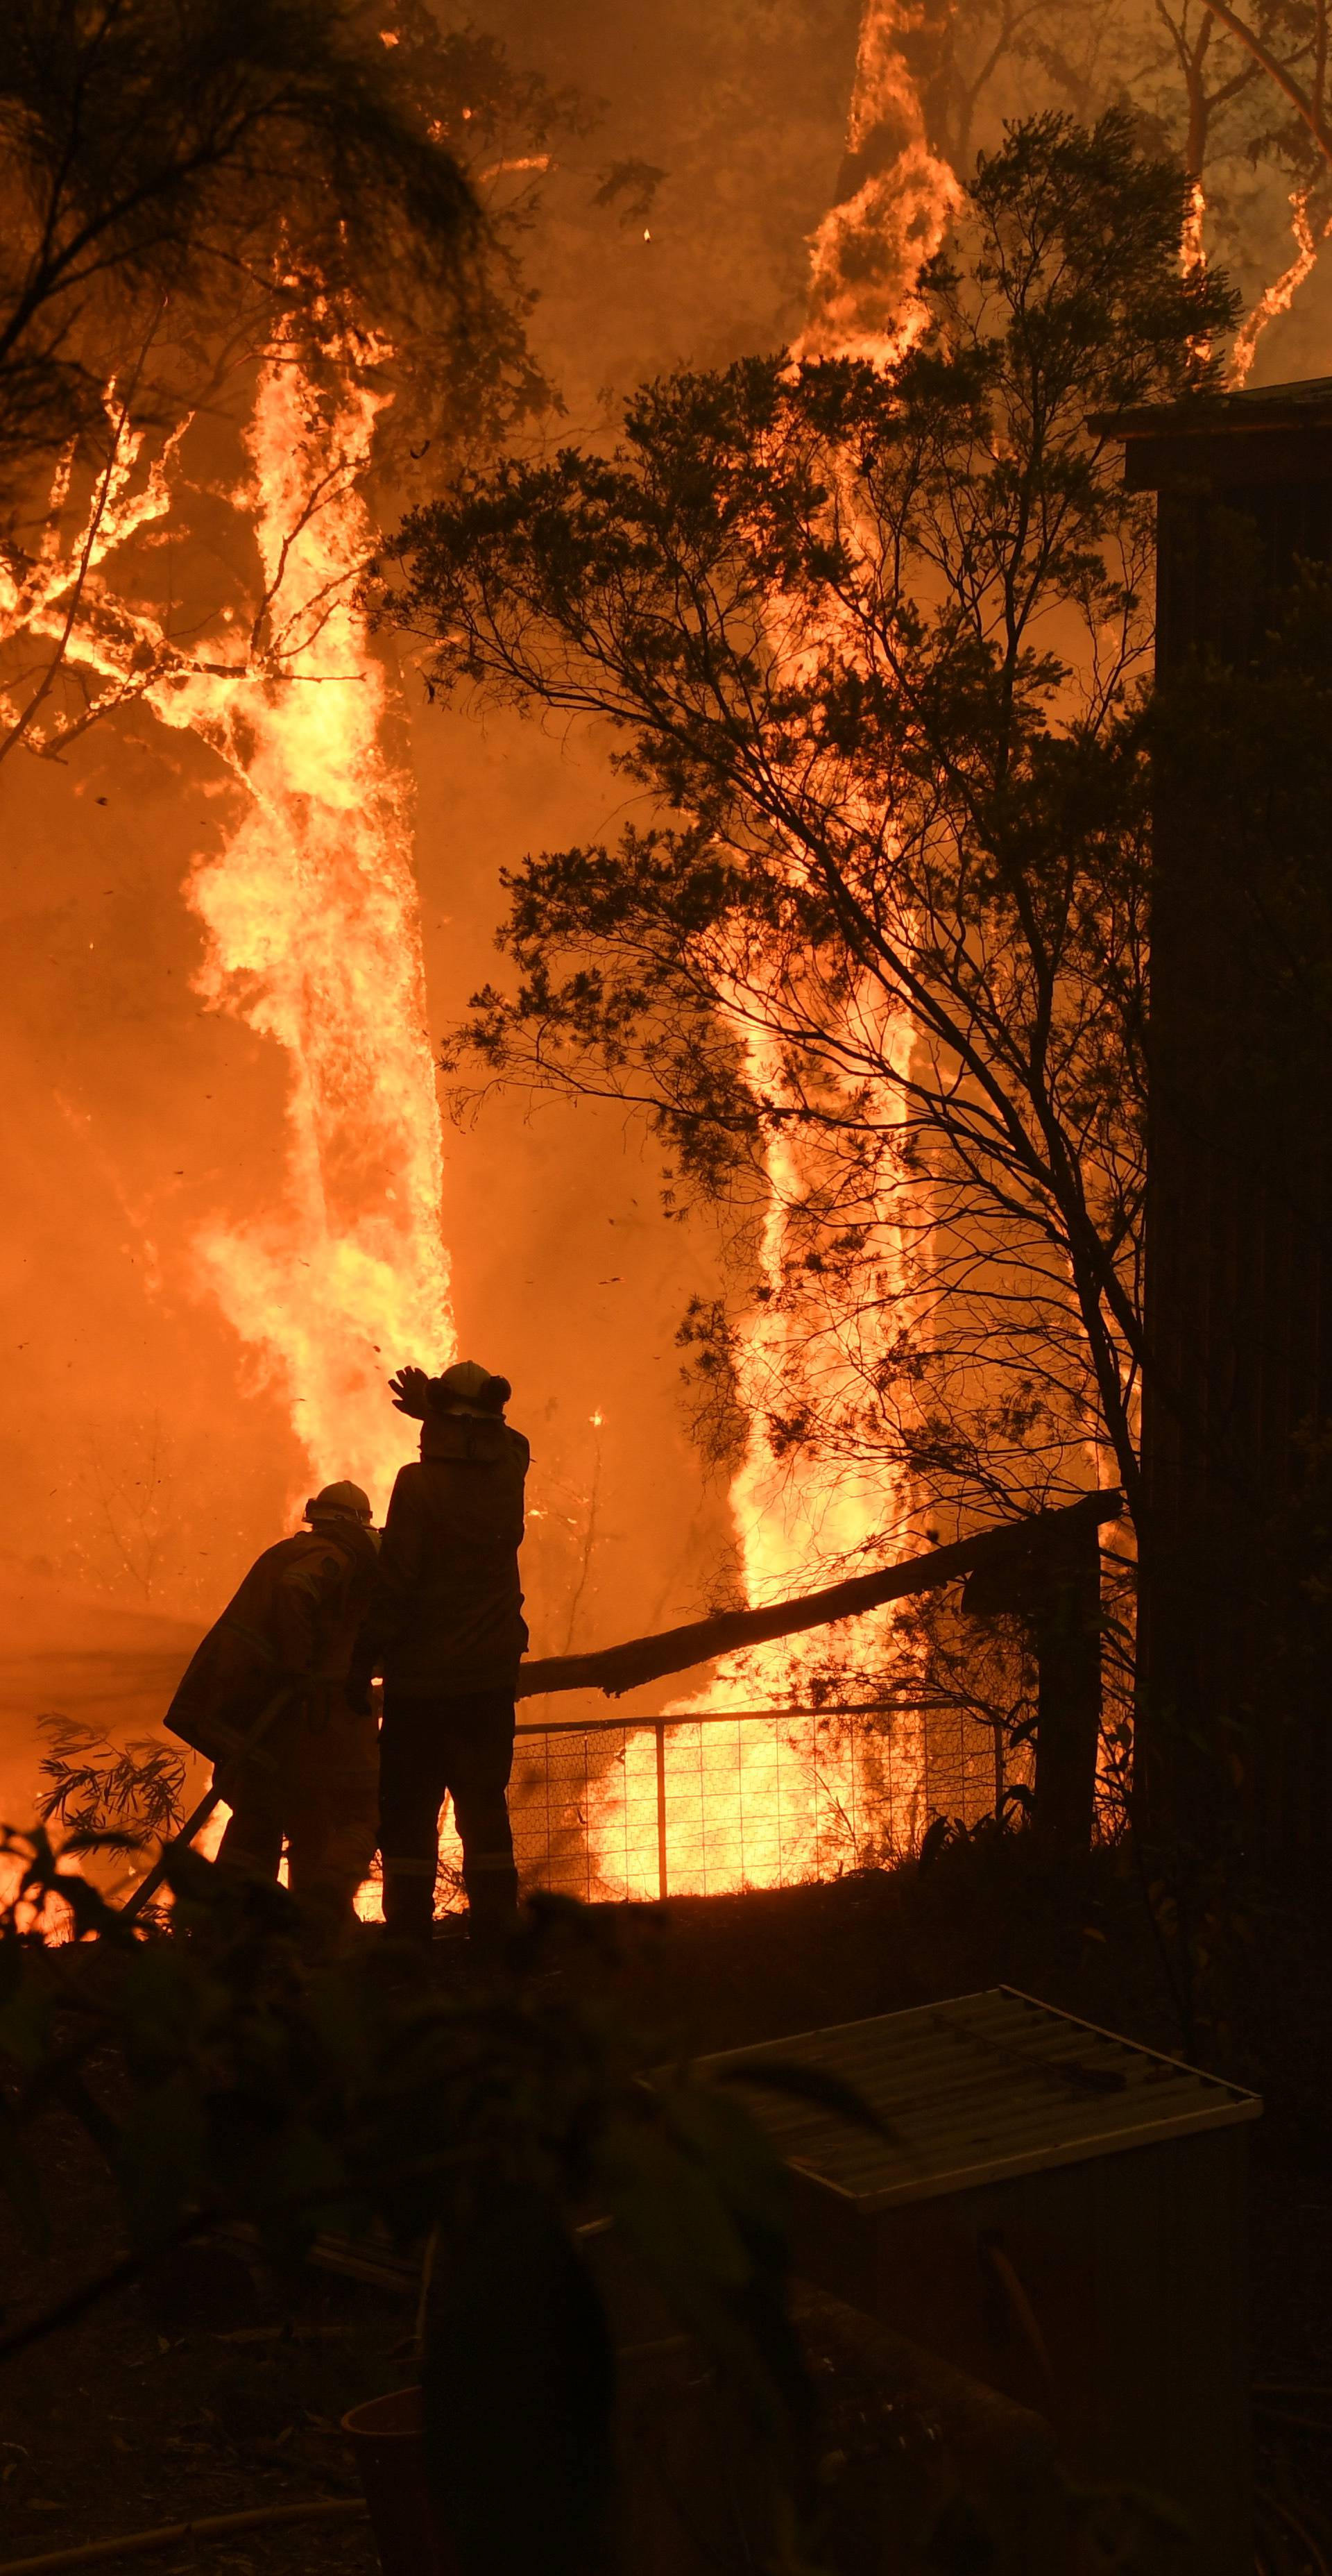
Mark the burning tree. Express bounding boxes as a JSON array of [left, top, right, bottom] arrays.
[[384, 114, 1234, 1576], [0, 0, 573, 768], [0, 0, 480, 522], [0, 1, 582, 1530], [860, 1, 1332, 382]]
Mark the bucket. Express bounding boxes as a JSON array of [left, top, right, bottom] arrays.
[[341, 2386, 459, 2576]]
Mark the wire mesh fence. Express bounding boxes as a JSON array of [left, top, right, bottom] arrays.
[[506, 1696, 1031, 1904]]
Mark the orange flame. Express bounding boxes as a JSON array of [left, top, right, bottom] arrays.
[[6, 344, 453, 1917], [5, 346, 452, 1519], [187, 343, 452, 1511], [799, 0, 959, 368], [591, 3, 952, 1898], [699, 1, 951, 1850], [1181, 176, 1208, 280], [1231, 187, 1326, 388], [590, 1039, 923, 1895], [1178, 179, 1218, 381]]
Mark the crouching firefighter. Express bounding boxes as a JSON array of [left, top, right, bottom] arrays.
[[164, 1482, 381, 1926], [348, 1361, 529, 1947]]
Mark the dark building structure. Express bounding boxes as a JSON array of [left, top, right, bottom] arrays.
[[1107, 378, 1332, 1853]]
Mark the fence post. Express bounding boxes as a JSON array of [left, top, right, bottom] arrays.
[[962, 1505, 1104, 1854], [1031, 1520, 1104, 1853], [655, 1721, 668, 1899]]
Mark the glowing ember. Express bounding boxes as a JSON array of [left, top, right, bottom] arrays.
[[476, 154, 553, 180]]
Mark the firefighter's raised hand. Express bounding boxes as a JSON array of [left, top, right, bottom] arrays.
[[388, 1366, 432, 1418]]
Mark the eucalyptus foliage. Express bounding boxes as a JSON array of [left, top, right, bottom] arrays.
[[0, 0, 587, 485], [385, 114, 1237, 1543], [35, 1715, 187, 1852]]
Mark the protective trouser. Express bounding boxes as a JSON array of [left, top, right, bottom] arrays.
[[379, 1688, 519, 1940], [216, 1693, 379, 1926]]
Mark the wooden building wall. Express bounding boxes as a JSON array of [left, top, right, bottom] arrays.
[[1120, 389, 1332, 1849]]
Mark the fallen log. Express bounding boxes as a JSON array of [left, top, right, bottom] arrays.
[[515, 1487, 1124, 1702]]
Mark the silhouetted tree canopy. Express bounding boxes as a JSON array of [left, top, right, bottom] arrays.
[[383, 114, 1238, 1554], [0, 1, 583, 761], [0, 0, 481, 493]]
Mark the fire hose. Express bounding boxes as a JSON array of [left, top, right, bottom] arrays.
[[119, 1686, 295, 1922]]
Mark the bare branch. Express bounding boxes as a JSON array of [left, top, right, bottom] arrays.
[[1198, 1, 1332, 164]]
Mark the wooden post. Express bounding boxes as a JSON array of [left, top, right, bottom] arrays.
[[961, 1499, 1106, 1854], [1030, 1520, 1104, 1853], [655, 1720, 668, 1900]]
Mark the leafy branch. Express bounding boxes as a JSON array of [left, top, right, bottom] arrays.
[[35, 1718, 187, 1852]]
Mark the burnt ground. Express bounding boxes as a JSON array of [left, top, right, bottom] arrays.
[[0, 2155, 404, 2576], [1, 1845, 1330, 2575]]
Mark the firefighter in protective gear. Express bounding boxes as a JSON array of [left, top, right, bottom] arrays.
[[165, 1482, 380, 1926], [349, 1360, 529, 1944]]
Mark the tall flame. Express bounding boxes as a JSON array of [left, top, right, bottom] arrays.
[[801, 0, 959, 367], [1231, 186, 1326, 388], [590, 1, 953, 1897], [187, 346, 452, 1510], [708, 0, 954, 1772], [1181, 176, 1208, 282], [4, 341, 452, 1518], [3, 343, 450, 1922]]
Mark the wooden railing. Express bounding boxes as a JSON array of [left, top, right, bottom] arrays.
[[515, 1488, 1124, 1861]]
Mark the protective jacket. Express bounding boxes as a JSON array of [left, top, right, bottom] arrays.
[[354, 1411, 530, 1700], [165, 1522, 379, 1765]]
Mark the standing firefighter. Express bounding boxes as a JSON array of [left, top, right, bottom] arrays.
[[164, 1482, 380, 1926], [350, 1359, 529, 1944]]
